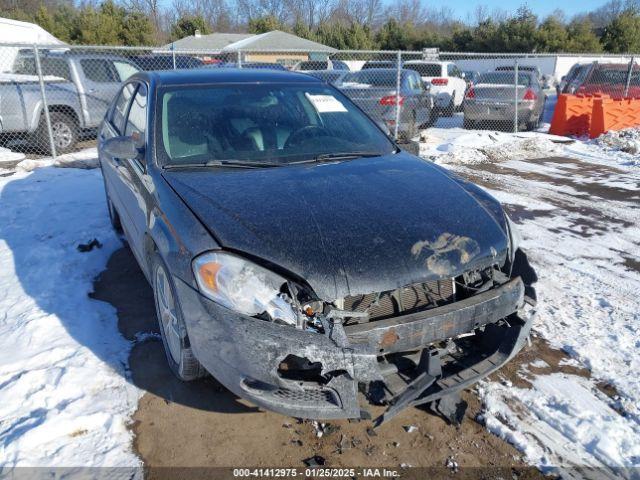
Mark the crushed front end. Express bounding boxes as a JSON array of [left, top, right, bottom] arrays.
[[178, 245, 537, 425]]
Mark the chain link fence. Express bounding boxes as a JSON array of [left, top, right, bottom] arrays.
[[0, 42, 637, 159]]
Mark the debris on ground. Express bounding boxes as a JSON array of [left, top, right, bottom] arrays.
[[446, 456, 459, 473], [303, 455, 325, 467], [595, 127, 640, 155], [77, 238, 103, 252], [403, 425, 418, 433]]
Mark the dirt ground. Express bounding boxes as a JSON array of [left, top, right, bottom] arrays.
[[88, 155, 614, 477]]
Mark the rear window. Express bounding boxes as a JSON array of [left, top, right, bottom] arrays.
[[404, 63, 442, 77], [342, 70, 401, 86], [298, 61, 328, 70], [587, 67, 640, 85], [478, 72, 532, 86]]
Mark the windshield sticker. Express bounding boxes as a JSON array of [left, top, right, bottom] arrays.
[[305, 93, 348, 113]]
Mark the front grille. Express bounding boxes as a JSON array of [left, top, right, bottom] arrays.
[[271, 387, 338, 406], [342, 279, 455, 322]]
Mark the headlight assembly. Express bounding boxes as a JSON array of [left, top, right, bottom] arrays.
[[192, 251, 297, 326]]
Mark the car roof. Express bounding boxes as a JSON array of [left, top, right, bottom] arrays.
[[136, 68, 322, 86]]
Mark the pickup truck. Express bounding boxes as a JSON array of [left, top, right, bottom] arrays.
[[0, 50, 138, 153]]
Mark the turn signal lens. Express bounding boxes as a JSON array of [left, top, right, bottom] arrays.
[[198, 262, 222, 292], [523, 89, 537, 100], [465, 87, 475, 99]]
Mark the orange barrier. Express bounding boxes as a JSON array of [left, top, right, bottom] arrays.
[[589, 97, 640, 138], [549, 94, 605, 137]]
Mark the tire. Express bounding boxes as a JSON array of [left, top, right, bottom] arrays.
[[106, 192, 122, 233], [463, 117, 475, 129], [152, 254, 206, 381], [36, 111, 78, 155], [443, 93, 455, 116]]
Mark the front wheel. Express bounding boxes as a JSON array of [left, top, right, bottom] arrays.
[[36, 111, 78, 155], [152, 255, 206, 381], [463, 117, 475, 129]]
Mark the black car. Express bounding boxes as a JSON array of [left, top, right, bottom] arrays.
[[99, 69, 536, 424]]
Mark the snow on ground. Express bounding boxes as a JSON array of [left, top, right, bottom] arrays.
[[0, 146, 25, 165], [420, 124, 640, 476], [0, 163, 141, 469]]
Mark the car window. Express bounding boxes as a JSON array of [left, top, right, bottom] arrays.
[[125, 84, 147, 138], [478, 72, 531, 86], [404, 63, 442, 77], [157, 83, 395, 166], [113, 61, 138, 81], [81, 59, 117, 83], [407, 72, 422, 91], [447, 64, 460, 77], [342, 69, 400, 86], [111, 83, 136, 133], [13, 57, 71, 80]]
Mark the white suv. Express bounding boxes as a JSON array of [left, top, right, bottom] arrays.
[[404, 61, 467, 115]]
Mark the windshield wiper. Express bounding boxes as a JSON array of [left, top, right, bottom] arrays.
[[292, 152, 385, 165], [163, 159, 281, 170]]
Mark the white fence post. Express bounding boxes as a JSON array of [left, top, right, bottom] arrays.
[[624, 56, 635, 98], [33, 44, 57, 158], [513, 58, 519, 133], [394, 50, 402, 140], [172, 43, 176, 70]]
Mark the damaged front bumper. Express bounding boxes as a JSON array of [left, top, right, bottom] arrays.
[[174, 275, 534, 423]]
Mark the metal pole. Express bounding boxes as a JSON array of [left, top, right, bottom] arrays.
[[624, 56, 635, 98], [394, 50, 401, 140], [513, 58, 519, 133], [172, 43, 176, 70], [237, 49, 242, 68], [33, 44, 57, 158]]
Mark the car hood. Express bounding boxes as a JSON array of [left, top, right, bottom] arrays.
[[162, 152, 509, 301]]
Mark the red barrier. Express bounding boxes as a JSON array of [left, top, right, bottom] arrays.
[[589, 97, 640, 138], [549, 94, 605, 137]]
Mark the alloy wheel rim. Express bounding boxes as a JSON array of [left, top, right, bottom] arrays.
[[52, 121, 73, 149], [155, 266, 182, 363]]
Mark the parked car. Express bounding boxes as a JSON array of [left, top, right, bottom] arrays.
[[463, 71, 546, 131], [338, 68, 434, 137], [557, 63, 589, 95], [462, 70, 481, 86], [99, 68, 536, 424], [495, 64, 542, 81], [2, 49, 138, 153], [129, 54, 204, 71], [403, 61, 467, 115], [304, 69, 348, 85], [562, 62, 640, 97], [294, 59, 349, 71], [207, 62, 287, 70], [361, 60, 396, 70]]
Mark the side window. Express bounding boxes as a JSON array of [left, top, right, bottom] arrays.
[[81, 59, 117, 83], [14, 57, 36, 75], [111, 83, 136, 133], [113, 61, 139, 82], [42, 58, 71, 80], [125, 84, 147, 139]]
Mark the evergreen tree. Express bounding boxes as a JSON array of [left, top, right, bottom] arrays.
[[171, 15, 211, 40], [602, 9, 640, 53]]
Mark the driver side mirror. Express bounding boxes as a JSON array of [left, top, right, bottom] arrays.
[[103, 135, 138, 159]]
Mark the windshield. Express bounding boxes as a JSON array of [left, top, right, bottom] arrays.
[[478, 72, 532, 86], [157, 83, 395, 166], [405, 63, 442, 77]]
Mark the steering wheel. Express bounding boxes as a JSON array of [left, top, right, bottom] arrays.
[[285, 125, 331, 148]]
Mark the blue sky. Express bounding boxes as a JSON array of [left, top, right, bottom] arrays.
[[447, 0, 608, 21]]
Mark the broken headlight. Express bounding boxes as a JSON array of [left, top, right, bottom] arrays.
[[192, 252, 297, 326]]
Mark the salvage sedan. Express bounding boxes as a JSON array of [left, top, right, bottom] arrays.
[[99, 69, 537, 425]]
